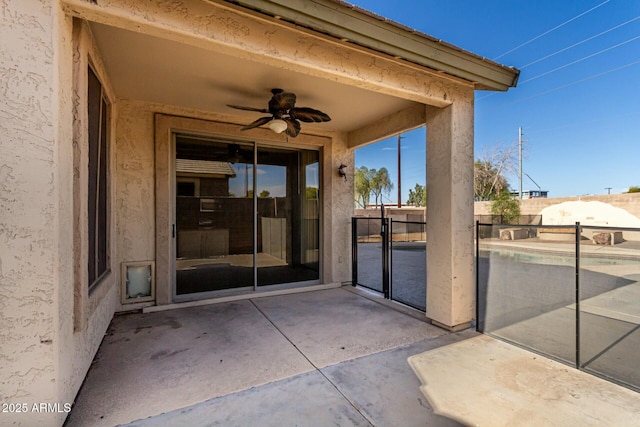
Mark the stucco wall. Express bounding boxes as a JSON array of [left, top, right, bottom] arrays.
[[59, 19, 119, 422], [0, 6, 119, 424], [0, 2, 61, 423], [325, 132, 354, 284], [115, 101, 156, 274], [357, 194, 640, 228], [425, 90, 476, 329], [355, 207, 426, 220], [474, 194, 640, 226]]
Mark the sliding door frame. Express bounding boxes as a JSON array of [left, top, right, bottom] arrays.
[[154, 114, 331, 305], [169, 132, 323, 302]]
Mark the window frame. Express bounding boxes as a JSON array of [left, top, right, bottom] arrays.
[[87, 64, 111, 291]]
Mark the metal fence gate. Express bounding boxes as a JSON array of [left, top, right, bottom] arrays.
[[352, 207, 426, 311]]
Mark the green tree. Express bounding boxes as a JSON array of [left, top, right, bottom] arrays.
[[407, 183, 426, 207], [259, 190, 271, 198], [627, 186, 640, 193], [491, 189, 521, 224], [370, 167, 393, 207], [354, 166, 373, 208], [306, 186, 319, 199], [354, 166, 394, 208]]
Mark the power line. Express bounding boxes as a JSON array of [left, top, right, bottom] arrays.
[[521, 15, 640, 69], [476, 16, 640, 101], [484, 59, 640, 112], [493, 0, 611, 60], [525, 109, 640, 136], [477, 14, 640, 101], [519, 34, 640, 85]]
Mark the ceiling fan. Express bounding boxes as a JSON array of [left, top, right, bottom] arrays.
[[227, 88, 331, 137]]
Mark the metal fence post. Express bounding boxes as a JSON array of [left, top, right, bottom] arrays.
[[380, 204, 389, 299], [476, 220, 480, 331], [381, 218, 390, 299], [382, 218, 389, 299], [351, 217, 358, 286], [575, 221, 581, 368], [388, 219, 393, 301]]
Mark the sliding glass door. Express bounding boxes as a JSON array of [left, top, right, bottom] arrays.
[[174, 135, 320, 298], [256, 146, 320, 287]]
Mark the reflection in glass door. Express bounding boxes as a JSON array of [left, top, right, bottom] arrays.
[[174, 135, 319, 297], [175, 137, 254, 295], [256, 146, 320, 287]]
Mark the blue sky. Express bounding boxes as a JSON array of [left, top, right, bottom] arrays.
[[229, 162, 319, 198], [351, 0, 640, 202]]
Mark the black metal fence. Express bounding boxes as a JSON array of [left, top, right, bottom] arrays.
[[477, 222, 640, 392], [352, 216, 427, 311], [352, 217, 385, 295], [390, 221, 426, 311]]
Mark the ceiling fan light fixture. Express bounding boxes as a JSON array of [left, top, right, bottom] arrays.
[[228, 89, 330, 138], [269, 119, 288, 134]]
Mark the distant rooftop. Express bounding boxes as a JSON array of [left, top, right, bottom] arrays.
[[176, 159, 236, 176]]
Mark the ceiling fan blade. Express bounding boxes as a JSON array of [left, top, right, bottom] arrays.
[[290, 107, 331, 123], [227, 104, 270, 113], [269, 91, 296, 114], [283, 117, 301, 137], [241, 116, 273, 131]]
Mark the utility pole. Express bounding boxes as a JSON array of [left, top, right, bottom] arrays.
[[518, 127, 523, 200], [605, 187, 612, 195], [397, 134, 404, 208]]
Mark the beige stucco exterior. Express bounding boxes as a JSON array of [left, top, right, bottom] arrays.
[[0, 0, 517, 425], [1, 3, 64, 423], [1, 3, 118, 426], [425, 91, 476, 330], [359, 194, 640, 227], [475, 193, 640, 224]]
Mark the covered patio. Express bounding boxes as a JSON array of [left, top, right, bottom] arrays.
[[66, 287, 458, 426], [66, 287, 640, 426], [2, 1, 522, 425], [5, 2, 640, 425], [65, 0, 520, 323]]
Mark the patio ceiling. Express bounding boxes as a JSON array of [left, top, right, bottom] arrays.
[[90, 22, 416, 135]]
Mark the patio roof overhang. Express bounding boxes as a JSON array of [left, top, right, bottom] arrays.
[[62, 0, 518, 144], [227, 0, 520, 92]]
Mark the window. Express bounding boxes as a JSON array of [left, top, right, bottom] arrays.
[[87, 66, 110, 289], [176, 177, 199, 197]]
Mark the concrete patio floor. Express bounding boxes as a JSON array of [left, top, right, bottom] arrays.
[[65, 286, 640, 426]]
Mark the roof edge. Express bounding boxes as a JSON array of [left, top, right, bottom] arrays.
[[223, 0, 519, 91]]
